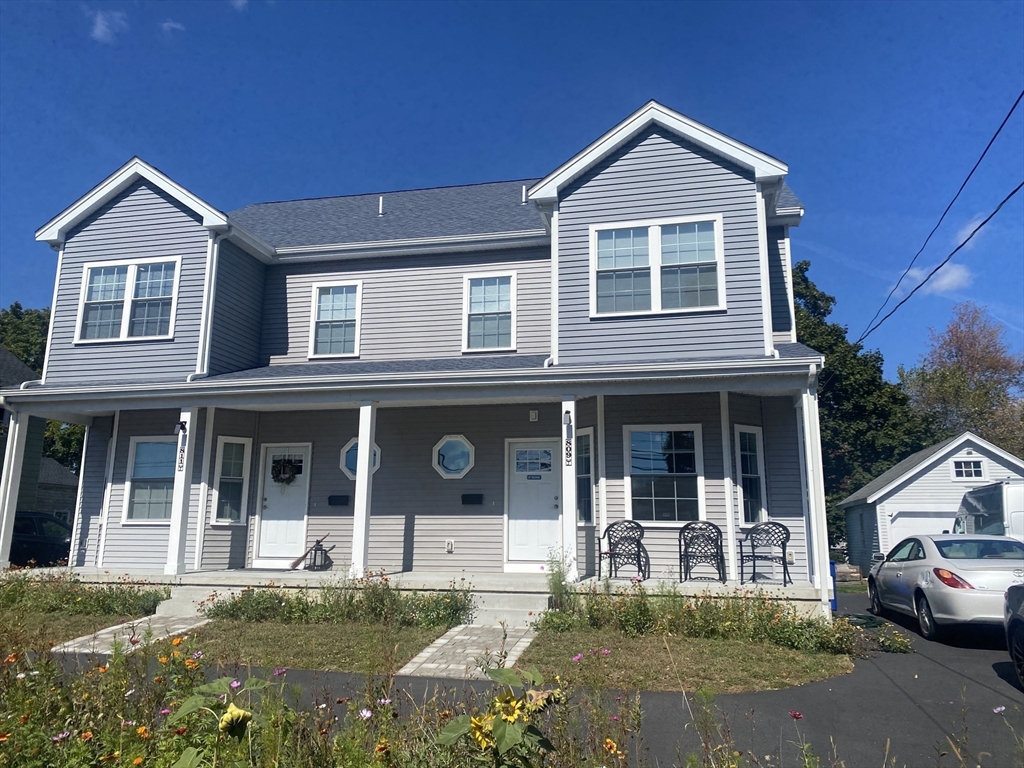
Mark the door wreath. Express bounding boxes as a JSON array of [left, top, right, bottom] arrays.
[[271, 458, 298, 485]]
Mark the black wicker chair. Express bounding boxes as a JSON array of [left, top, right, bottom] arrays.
[[678, 521, 726, 583], [739, 521, 792, 586], [598, 520, 649, 581]]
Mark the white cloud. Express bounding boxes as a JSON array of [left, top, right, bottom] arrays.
[[954, 213, 987, 251], [160, 19, 185, 35], [89, 10, 128, 44], [905, 263, 974, 296], [230, 0, 249, 10]]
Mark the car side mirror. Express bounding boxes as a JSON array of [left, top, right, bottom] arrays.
[[872, 552, 884, 563]]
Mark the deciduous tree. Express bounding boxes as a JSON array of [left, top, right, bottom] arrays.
[[900, 302, 1024, 456], [794, 261, 940, 545]]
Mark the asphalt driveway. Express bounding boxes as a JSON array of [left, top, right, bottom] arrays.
[[639, 592, 1024, 767]]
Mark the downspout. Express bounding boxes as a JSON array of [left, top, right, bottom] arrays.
[[188, 230, 229, 383]]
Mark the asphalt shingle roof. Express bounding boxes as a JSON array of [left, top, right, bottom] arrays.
[[775, 181, 803, 213], [838, 433, 965, 508], [0, 346, 38, 389], [38, 457, 79, 487], [229, 179, 546, 249]]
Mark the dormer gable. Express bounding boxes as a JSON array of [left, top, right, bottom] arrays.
[[528, 100, 788, 204]]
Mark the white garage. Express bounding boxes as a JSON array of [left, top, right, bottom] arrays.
[[840, 432, 1024, 575]]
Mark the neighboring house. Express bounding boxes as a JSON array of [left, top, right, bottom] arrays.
[[0, 101, 831, 608], [0, 346, 47, 513], [36, 457, 79, 524], [840, 431, 1024, 574]]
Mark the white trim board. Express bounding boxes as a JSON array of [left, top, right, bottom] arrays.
[[529, 100, 787, 202]]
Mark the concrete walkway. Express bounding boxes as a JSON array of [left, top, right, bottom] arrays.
[[398, 624, 536, 679], [51, 616, 210, 656]]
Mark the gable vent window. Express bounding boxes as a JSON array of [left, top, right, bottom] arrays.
[[76, 258, 179, 342], [309, 282, 362, 358], [952, 460, 984, 479], [464, 274, 516, 352], [590, 215, 725, 317]]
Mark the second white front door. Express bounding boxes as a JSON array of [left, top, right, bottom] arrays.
[[257, 444, 311, 565], [507, 439, 560, 563]]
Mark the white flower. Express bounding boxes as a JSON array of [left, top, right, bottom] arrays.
[[16, 673, 26, 680]]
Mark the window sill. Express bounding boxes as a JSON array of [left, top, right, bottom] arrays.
[[210, 520, 247, 527], [307, 352, 360, 360], [461, 346, 517, 355], [628, 519, 707, 528], [589, 306, 726, 321], [74, 335, 175, 346], [119, 519, 172, 526]]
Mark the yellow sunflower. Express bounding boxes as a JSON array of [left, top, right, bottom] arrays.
[[494, 689, 525, 724], [470, 714, 495, 749]]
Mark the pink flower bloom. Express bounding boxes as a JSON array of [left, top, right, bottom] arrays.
[[378, 698, 391, 705], [160, 708, 171, 716], [610, 715, 620, 722], [994, 706, 1006, 714], [273, 668, 288, 676], [572, 653, 583, 663], [359, 708, 373, 720], [230, 680, 242, 690], [789, 711, 803, 720], [601, 648, 611, 656]]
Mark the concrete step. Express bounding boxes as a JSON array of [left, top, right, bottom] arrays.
[[472, 591, 550, 612], [155, 586, 225, 617], [470, 608, 541, 628]]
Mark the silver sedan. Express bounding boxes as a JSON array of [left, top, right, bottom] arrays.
[[868, 534, 1024, 639]]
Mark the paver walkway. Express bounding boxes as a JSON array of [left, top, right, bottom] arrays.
[[398, 624, 536, 679], [52, 616, 210, 656]]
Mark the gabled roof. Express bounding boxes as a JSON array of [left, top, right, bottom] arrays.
[[774, 181, 804, 214], [35, 157, 231, 246], [38, 457, 78, 487], [229, 179, 546, 251], [838, 432, 1024, 508], [0, 346, 38, 389], [529, 100, 789, 202]]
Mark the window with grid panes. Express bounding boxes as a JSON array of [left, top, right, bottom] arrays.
[[313, 285, 358, 355], [467, 276, 513, 349], [628, 430, 700, 522]]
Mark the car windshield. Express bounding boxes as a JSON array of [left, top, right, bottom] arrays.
[[934, 539, 1024, 560]]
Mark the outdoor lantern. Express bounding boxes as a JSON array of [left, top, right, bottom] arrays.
[[305, 538, 329, 571]]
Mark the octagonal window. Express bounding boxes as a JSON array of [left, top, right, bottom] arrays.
[[340, 438, 381, 481], [432, 434, 475, 479]]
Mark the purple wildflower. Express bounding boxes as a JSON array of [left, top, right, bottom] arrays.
[[121, 720, 136, 727], [51, 731, 70, 743], [230, 679, 242, 690], [378, 698, 392, 705], [192, 651, 204, 659], [610, 715, 621, 722], [572, 653, 583, 663], [160, 708, 172, 716], [273, 668, 288, 677], [994, 706, 1006, 714], [359, 708, 373, 720], [601, 648, 611, 656]]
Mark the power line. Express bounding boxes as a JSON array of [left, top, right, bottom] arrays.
[[857, 88, 1024, 340], [857, 179, 1024, 345]]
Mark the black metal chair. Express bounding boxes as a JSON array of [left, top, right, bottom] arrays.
[[598, 520, 649, 581], [739, 521, 792, 586], [678, 521, 726, 583]]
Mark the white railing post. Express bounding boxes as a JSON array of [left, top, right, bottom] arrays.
[[350, 401, 377, 578], [165, 408, 197, 575], [0, 411, 28, 570], [560, 396, 578, 580]]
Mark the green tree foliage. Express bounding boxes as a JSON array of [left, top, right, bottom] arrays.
[[0, 302, 49, 375], [900, 302, 1024, 457], [0, 302, 85, 474], [793, 262, 940, 544]]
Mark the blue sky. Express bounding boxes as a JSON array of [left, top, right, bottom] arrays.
[[1, 0, 1021, 377]]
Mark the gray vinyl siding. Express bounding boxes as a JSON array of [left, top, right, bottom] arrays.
[[767, 225, 793, 340], [557, 128, 767, 364], [208, 241, 266, 375], [45, 181, 208, 385], [100, 409, 179, 569], [200, 409, 259, 570], [261, 248, 550, 365], [70, 416, 112, 567]]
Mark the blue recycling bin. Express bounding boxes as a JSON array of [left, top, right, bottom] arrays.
[[829, 560, 837, 612]]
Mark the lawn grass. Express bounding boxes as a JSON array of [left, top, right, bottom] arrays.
[[837, 580, 867, 593], [1, 612, 134, 651], [519, 629, 853, 693], [185, 619, 445, 674]]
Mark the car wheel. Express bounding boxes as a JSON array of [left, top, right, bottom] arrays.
[[916, 594, 939, 640], [1011, 624, 1024, 691], [869, 580, 885, 616]]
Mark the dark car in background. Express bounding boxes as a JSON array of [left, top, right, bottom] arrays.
[[1006, 584, 1024, 690], [10, 511, 72, 567]]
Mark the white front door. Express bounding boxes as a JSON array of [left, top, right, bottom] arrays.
[[256, 444, 311, 565], [507, 440, 560, 563]]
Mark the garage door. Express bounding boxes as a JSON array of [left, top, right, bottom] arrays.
[[889, 510, 957, 541]]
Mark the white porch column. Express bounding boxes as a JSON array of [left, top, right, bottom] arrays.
[[560, 396, 578, 579], [350, 401, 377, 578], [719, 392, 738, 581], [0, 411, 28, 570], [165, 408, 197, 575], [800, 387, 832, 613]]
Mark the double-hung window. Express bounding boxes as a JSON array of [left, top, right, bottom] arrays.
[[464, 274, 516, 351], [124, 437, 177, 522], [590, 214, 725, 317], [77, 258, 180, 342], [625, 425, 704, 523], [735, 425, 767, 524], [309, 282, 362, 357], [212, 437, 251, 524]]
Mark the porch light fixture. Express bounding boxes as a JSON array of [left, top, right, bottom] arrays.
[[173, 421, 187, 436], [305, 538, 330, 571], [563, 410, 573, 439]]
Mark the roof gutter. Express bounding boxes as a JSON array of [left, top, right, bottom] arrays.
[[272, 230, 549, 262]]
